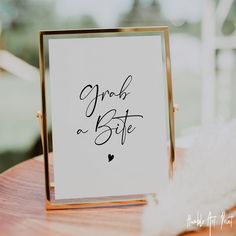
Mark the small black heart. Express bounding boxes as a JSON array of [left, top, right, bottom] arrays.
[[108, 154, 114, 162]]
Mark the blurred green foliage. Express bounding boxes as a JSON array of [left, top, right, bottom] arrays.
[[1, 0, 55, 66], [118, 0, 201, 37], [222, 1, 236, 35], [0, 0, 97, 67], [1, 0, 235, 67]]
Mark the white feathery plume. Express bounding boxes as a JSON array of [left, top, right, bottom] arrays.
[[142, 120, 236, 236]]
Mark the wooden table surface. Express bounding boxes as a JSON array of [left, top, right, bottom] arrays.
[[0, 154, 235, 236]]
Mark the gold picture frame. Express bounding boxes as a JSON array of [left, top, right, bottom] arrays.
[[38, 26, 175, 210]]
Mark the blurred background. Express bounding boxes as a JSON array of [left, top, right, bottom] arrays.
[[0, 0, 235, 172]]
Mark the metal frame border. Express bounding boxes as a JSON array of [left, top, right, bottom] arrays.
[[38, 26, 175, 210]]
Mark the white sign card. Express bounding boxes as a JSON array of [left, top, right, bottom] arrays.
[[48, 32, 170, 201]]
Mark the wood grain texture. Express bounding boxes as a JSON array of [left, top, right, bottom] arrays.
[[0, 153, 235, 236]]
